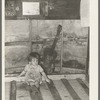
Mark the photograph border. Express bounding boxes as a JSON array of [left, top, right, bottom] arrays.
[[1, 0, 99, 100]]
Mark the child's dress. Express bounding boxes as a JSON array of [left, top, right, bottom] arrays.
[[24, 64, 43, 87]]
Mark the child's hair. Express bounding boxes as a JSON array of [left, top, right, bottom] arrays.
[[28, 52, 40, 62]]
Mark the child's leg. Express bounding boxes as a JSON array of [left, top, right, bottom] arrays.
[[28, 81, 39, 92], [30, 85, 42, 100], [26, 82, 38, 94], [35, 81, 40, 90]]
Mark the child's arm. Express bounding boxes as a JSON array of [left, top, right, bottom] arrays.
[[41, 71, 51, 83], [18, 65, 28, 77], [18, 70, 26, 77], [39, 65, 51, 83]]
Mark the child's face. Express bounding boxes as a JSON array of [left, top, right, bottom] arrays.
[[31, 58, 38, 65]]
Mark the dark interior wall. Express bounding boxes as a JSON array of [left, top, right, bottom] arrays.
[[5, 20, 88, 69], [5, 0, 80, 19]]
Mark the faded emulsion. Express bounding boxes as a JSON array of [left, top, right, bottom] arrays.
[[4, 0, 89, 100]]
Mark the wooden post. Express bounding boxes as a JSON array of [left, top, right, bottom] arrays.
[[85, 27, 89, 81], [10, 81, 16, 100], [29, 20, 33, 52], [60, 30, 63, 73]]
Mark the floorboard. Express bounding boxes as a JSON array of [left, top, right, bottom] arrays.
[[53, 80, 73, 100], [47, 80, 62, 100], [5, 82, 10, 100], [61, 79, 81, 100], [16, 82, 31, 100], [77, 78, 89, 95], [69, 80, 89, 100], [5, 78, 89, 100], [40, 82, 55, 100]]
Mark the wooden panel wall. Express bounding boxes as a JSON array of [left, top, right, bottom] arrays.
[[5, 20, 88, 70], [5, 20, 29, 42]]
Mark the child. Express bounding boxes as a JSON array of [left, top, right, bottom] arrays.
[[18, 52, 51, 89]]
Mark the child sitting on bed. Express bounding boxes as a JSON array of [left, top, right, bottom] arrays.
[[18, 52, 51, 89]]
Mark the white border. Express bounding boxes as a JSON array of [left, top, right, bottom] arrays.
[[90, 0, 98, 99], [2, 0, 5, 99], [2, 0, 98, 100]]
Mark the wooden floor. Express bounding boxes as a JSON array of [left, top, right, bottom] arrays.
[[5, 78, 89, 100]]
